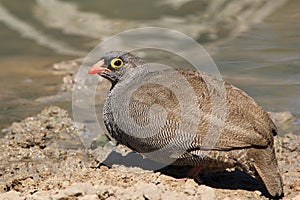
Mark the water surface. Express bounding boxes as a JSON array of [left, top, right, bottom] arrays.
[[0, 0, 299, 132]]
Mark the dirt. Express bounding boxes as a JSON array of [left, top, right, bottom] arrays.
[[0, 106, 299, 200]]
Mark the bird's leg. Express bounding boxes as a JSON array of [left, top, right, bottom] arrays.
[[186, 166, 203, 177], [165, 166, 204, 183], [170, 166, 204, 183], [169, 166, 202, 182], [186, 166, 204, 184]]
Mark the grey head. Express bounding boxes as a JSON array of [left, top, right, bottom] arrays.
[[88, 51, 145, 87]]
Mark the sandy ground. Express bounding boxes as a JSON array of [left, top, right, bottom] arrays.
[[0, 106, 299, 200]]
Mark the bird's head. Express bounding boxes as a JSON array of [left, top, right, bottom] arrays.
[[88, 51, 145, 85]]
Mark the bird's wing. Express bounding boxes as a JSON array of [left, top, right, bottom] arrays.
[[123, 68, 277, 152], [178, 69, 277, 151]]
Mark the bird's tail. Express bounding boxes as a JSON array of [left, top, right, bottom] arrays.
[[252, 147, 283, 198]]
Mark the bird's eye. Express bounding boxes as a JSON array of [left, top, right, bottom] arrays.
[[110, 58, 124, 68]]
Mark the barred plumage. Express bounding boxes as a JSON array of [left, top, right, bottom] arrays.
[[89, 51, 283, 198]]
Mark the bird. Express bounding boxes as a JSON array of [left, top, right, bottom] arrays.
[[88, 51, 283, 198]]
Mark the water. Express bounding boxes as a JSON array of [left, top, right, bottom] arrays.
[[0, 0, 299, 131], [215, 0, 300, 116]]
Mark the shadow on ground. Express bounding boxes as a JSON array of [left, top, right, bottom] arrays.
[[100, 150, 276, 198]]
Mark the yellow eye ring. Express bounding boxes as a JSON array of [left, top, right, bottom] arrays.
[[110, 58, 124, 68]]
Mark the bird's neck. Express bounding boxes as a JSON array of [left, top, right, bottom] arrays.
[[111, 65, 149, 90]]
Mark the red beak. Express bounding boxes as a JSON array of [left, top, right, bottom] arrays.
[[88, 59, 111, 74]]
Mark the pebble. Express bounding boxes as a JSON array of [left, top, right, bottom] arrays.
[[292, 194, 300, 200], [0, 191, 22, 200], [254, 190, 262, 196], [197, 185, 216, 200], [28, 191, 52, 200]]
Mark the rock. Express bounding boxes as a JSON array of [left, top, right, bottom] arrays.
[[78, 194, 99, 200], [254, 190, 262, 196], [0, 191, 22, 200], [61, 74, 75, 92], [52, 58, 82, 93], [28, 191, 52, 200], [268, 111, 295, 124], [197, 185, 216, 200], [52, 58, 82, 75], [52, 183, 95, 200], [137, 183, 161, 200], [54, 182, 95, 198], [292, 194, 300, 200], [184, 179, 197, 195], [282, 132, 300, 152], [268, 111, 297, 134]]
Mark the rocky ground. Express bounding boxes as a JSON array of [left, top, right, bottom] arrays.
[[0, 106, 299, 200]]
